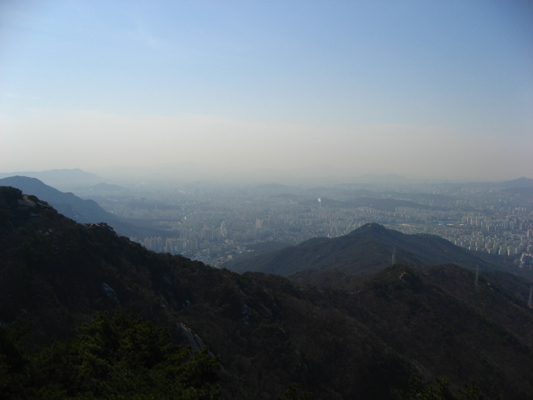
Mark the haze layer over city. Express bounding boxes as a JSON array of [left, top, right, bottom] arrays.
[[1, 1, 532, 182], [84, 175, 533, 271], [1, 2, 532, 267]]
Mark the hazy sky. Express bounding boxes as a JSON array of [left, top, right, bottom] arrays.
[[1, 0, 532, 181]]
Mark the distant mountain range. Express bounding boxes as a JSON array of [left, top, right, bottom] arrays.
[[351, 173, 412, 184], [0, 176, 163, 239], [1, 186, 532, 399], [498, 177, 533, 188], [500, 178, 533, 198], [1, 166, 530, 187], [0, 168, 104, 190], [224, 222, 523, 279]]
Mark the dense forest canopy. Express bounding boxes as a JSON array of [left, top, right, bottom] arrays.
[[0, 186, 532, 399]]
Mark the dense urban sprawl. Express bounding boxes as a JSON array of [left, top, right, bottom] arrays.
[[89, 182, 533, 269]]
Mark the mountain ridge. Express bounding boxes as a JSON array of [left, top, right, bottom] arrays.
[[1, 186, 532, 399], [0, 176, 165, 239], [225, 222, 521, 279], [0, 168, 104, 189]]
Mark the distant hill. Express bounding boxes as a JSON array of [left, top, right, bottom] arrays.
[[499, 177, 533, 188], [1, 186, 533, 399], [353, 174, 412, 184], [0, 168, 104, 189], [224, 223, 513, 277], [0, 176, 162, 239], [465, 177, 533, 189], [0, 176, 115, 222]]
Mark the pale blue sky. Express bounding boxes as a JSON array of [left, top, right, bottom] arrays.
[[1, 0, 532, 181]]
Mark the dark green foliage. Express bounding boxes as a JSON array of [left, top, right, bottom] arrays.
[[0, 312, 219, 399], [277, 384, 311, 400], [395, 377, 490, 400], [0, 324, 32, 398], [2, 187, 533, 400]]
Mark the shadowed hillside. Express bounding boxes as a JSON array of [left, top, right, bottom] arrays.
[[0, 176, 165, 239], [224, 222, 520, 278], [1, 186, 532, 400]]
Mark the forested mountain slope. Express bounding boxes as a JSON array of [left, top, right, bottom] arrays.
[[1, 186, 532, 400], [225, 222, 521, 278], [0, 176, 163, 239]]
